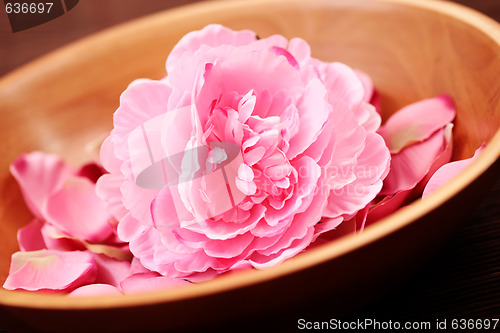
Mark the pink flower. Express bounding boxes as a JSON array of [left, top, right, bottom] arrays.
[[97, 24, 390, 278], [365, 95, 456, 224]]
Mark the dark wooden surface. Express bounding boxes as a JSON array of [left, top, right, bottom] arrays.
[[0, 0, 499, 332]]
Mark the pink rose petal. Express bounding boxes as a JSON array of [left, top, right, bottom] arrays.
[[83, 242, 131, 262], [44, 176, 113, 243], [287, 38, 311, 67], [3, 250, 96, 292], [312, 216, 344, 236], [203, 232, 254, 258], [409, 124, 454, 197], [367, 124, 454, 223], [381, 127, 448, 196], [287, 78, 331, 159], [130, 257, 152, 274], [69, 284, 123, 297], [378, 95, 455, 154], [365, 190, 412, 225], [98, 136, 122, 174], [17, 219, 46, 251], [166, 24, 257, 76], [40, 224, 86, 251], [88, 252, 131, 288], [96, 173, 128, 221], [120, 272, 191, 294], [320, 62, 364, 106], [423, 144, 485, 198], [325, 130, 390, 219], [271, 46, 299, 69], [39, 224, 130, 260], [111, 79, 173, 161], [355, 102, 381, 133], [10, 152, 75, 219], [354, 69, 375, 103]]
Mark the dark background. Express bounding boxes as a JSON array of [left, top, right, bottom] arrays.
[[0, 0, 499, 331]]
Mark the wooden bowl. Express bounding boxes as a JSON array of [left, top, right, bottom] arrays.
[[1, 0, 499, 331]]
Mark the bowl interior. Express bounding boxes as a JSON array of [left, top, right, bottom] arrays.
[[0, 0, 499, 306]]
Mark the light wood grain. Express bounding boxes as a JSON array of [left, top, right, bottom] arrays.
[[0, 0, 499, 331]]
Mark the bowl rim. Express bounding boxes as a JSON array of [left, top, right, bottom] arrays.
[[0, 0, 499, 310]]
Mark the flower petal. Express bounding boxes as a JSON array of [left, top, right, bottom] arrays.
[[203, 232, 254, 258], [320, 62, 364, 106], [365, 190, 412, 225], [117, 213, 146, 242], [3, 250, 96, 292], [409, 123, 454, 197], [378, 95, 455, 154], [325, 101, 366, 191], [10, 152, 75, 219], [95, 173, 128, 220], [111, 79, 173, 160], [40, 224, 86, 251], [354, 69, 375, 103], [287, 78, 332, 159], [381, 127, 448, 196], [17, 219, 46, 251], [325, 133, 390, 218], [423, 144, 485, 198], [69, 284, 123, 297], [287, 38, 311, 68], [98, 136, 122, 173], [44, 177, 113, 243], [354, 102, 381, 133], [120, 272, 191, 294], [89, 252, 132, 288], [166, 24, 257, 74]]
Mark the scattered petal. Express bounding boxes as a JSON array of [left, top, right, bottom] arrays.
[[120, 272, 191, 294], [378, 95, 455, 154], [17, 219, 46, 251], [3, 250, 96, 292], [44, 177, 114, 243], [10, 152, 75, 219], [89, 252, 132, 288], [381, 127, 448, 196], [423, 144, 485, 198], [69, 284, 123, 297]]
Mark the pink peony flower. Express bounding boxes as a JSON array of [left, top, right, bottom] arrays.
[[4, 24, 468, 294], [96, 24, 390, 279]]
